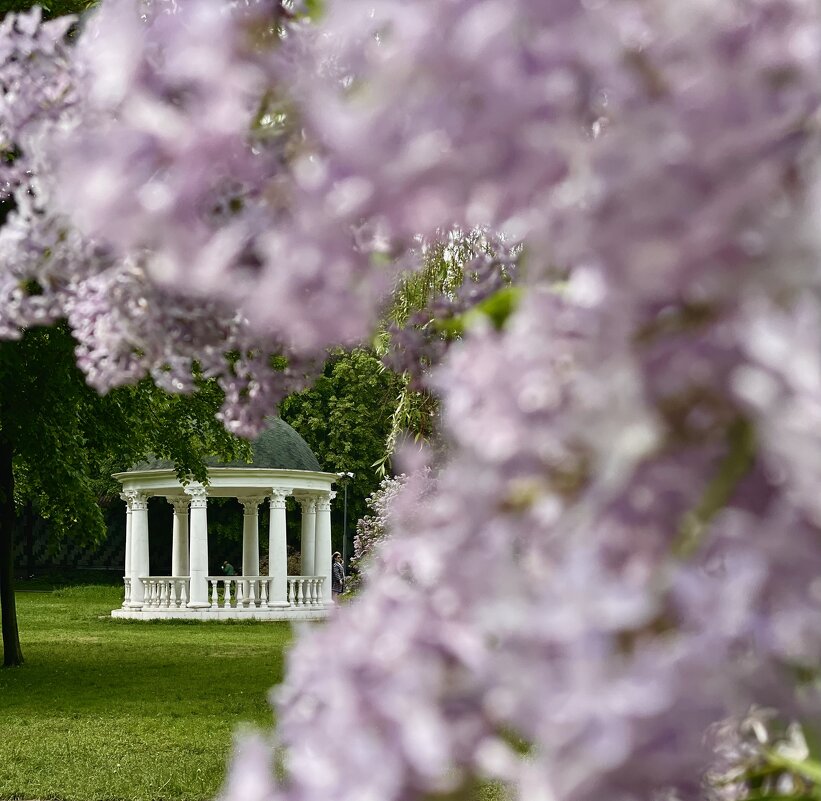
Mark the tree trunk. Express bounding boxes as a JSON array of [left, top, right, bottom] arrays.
[[0, 436, 23, 667]]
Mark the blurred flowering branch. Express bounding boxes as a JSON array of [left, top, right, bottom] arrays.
[[374, 230, 521, 471], [707, 711, 821, 801], [674, 417, 757, 558], [5, 2, 821, 801]]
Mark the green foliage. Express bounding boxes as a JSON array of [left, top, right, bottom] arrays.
[[0, 584, 291, 801], [374, 373, 437, 476], [0, 326, 109, 546], [375, 229, 516, 470], [0, 0, 97, 20], [300, 0, 324, 20], [280, 349, 406, 535], [94, 373, 251, 492], [461, 285, 523, 332], [0, 325, 247, 548], [385, 231, 486, 328]]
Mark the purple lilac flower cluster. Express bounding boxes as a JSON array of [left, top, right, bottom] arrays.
[[348, 470, 436, 592], [3, 1, 821, 800], [0, 7, 75, 199], [229, 2, 821, 800], [286, 0, 821, 300], [263, 287, 821, 801], [0, 3, 320, 436], [347, 474, 406, 593], [0, 7, 85, 333], [52, 0, 398, 352], [63, 261, 320, 435]]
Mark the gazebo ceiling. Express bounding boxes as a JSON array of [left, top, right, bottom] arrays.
[[128, 417, 322, 473]]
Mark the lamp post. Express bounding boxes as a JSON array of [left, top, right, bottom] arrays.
[[336, 471, 354, 566]]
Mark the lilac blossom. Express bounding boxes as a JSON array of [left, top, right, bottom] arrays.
[[0, 7, 85, 333], [49, 0, 398, 351], [54, 0, 272, 270], [349, 470, 436, 592], [63, 261, 320, 436], [0, 3, 320, 434], [348, 474, 405, 593], [253, 287, 821, 801], [0, 7, 76, 198], [283, 0, 821, 307]]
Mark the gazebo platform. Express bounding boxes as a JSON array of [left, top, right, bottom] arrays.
[[111, 574, 329, 621]]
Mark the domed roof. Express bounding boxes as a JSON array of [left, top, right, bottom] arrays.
[[129, 417, 322, 472]]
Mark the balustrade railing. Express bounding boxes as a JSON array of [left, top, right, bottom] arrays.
[[286, 576, 325, 608], [132, 576, 325, 611], [205, 575, 325, 610], [139, 577, 190, 609], [207, 576, 269, 609]]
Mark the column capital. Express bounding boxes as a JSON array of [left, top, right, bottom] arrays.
[[184, 482, 208, 508], [269, 488, 293, 510], [315, 491, 337, 513], [120, 492, 132, 509], [295, 494, 317, 513], [240, 496, 268, 515], [168, 497, 190, 514], [126, 490, 149, 512]]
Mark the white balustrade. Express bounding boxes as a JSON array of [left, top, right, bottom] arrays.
[[286, 576, 325, 608], [207, 576, 270, 610], [205, 576, 326, 609], [138, 577, 190, 609], [123, 577, 131, 607]]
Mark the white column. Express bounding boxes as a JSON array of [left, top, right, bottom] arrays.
[[298, 495, 317, 576], [169, 497, 190, 577], [315, 491, 335, 606], [128, 491, 150, 609], [120, 492, 133, 608], [186, 483, 210, 609], [241, 497, 266, 577], [268, 488, 292, 608]]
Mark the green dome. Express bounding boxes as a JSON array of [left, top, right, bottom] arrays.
[[130, 417, 322, 472]]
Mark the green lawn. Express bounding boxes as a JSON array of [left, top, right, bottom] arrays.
[[0, 584, 291, 801]]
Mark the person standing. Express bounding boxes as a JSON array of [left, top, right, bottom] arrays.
[[332, 551, 345, 596]]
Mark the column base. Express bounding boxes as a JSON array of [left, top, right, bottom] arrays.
[[186, 601, 211, 609], [127, 602, 144, 610], [266, 601, 291, 608]]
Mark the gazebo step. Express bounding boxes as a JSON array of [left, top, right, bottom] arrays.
[[111, 606, 330, 621]]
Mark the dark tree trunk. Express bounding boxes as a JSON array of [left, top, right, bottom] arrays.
[[0, 435, 23, 667]]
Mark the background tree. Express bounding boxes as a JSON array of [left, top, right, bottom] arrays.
[[279, 348, 406, 554], [0, 323, 248, 666]]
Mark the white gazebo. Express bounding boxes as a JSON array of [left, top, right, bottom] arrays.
[[111, 418, 338, 621]]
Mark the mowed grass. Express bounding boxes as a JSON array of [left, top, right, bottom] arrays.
[[0, 585, 292, 801]]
